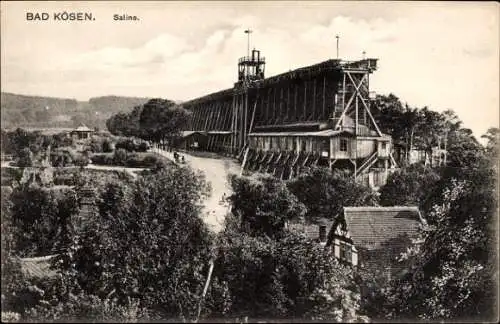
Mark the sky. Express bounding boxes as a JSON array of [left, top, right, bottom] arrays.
[[1, 1, 498, 139]]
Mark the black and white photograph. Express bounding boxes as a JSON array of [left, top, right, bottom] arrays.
[[1, 1, 499, 322]]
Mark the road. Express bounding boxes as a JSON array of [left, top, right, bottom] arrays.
[[154, 148, 241, 233]]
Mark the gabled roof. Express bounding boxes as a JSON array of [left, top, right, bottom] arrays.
[[342, 206, 425, 250]]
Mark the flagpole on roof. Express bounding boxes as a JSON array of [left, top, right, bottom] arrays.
[[336, 34, 340, 59]]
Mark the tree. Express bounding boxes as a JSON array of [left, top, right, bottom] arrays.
[[228, 174, 306, 238], [52, 165, 213, 321], [413, 107, 447, 165], [374, 158, 498, 321], [139, 99, 191, 146], [379, 163, 441, 209], [287, 168, 378, 223], [446, 127, 485, 169], [481, 127, 500, 161], [9, 184, 79, 257], [17, 147, 34, 167]]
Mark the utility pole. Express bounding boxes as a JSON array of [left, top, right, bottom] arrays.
[[335, 34, 340, 59]]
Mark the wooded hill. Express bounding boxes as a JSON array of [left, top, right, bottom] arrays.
[[0, 92, 151, 130]]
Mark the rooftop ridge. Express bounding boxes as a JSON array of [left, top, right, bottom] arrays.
[[344, 206, 419, 211]]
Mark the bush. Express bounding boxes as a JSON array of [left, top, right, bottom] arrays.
[[113, 148, 128, 165], [73, 155, 89, 168], [17, 148, 33, 167], [102, 139, 114, 153], [138, 141, 150, 152], [90, 152, 162, 168], [51, 150, 75, 167], [115, 139, 149, 152], [1, 168, 23, 186], [89, 138, 103, 153], [90, 154, 111, 166]]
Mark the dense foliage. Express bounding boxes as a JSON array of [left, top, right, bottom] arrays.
[[46, 166, 213, 321], [208, 227, 367, 322], [228, 174, 306, 238], [379, 163, 440, 208], [8, 184, 80, 257], [106, 98, 190, 146], [90, 150, 163, 168], [288, 168, 378, 222], [367, 127, 499, 321]]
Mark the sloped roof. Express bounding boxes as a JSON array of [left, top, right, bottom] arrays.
[[343, 206, 425, 250], [73, 124, 92, 132], [181, 130, 207, 137], [19, 255, 58, 278], [248, 129, 353, 137]]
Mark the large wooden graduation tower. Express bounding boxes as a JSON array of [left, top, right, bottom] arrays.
[[181, 47, 397, 188]]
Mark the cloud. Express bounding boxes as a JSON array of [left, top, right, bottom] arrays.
[[2, 3, 497, 139]]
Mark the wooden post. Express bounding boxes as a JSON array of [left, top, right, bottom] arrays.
[[244, 92, 248, 147], [313, 78, 317, 120], [355, 79, 359, 136], [272, 88, 276, 122], [287, 84, 291, 121], [203, 106, 210, 131], [322, 76, 326, 120], [266, 88, 270, 122], [303, 80, 307, 120], [195, 259, 215, 322], [278, 87, 283, 120], [294, 84, 298, 121]]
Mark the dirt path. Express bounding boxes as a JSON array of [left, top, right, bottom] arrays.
[[154, 148, 241, 233]]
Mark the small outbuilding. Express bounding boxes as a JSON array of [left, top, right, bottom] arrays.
[[70, 124, 94, 140]]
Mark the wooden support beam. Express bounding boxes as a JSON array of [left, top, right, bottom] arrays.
[[266, 88, 270, 122], [273, 88, 278, 122], [215, 103, 222, 130], [303, 81, 307, 121], [231, 96, 236, 153], [197, 105, 203, 130], [322, 76, 326, 120], [294, 84, 298, 121], [279, 87, 283, 123], [287, 85, 291, 122], [224, 102, 231, 130], [203, 106, 210, 131], [209, 104, 216, 130], [313, 78, 317, 121]]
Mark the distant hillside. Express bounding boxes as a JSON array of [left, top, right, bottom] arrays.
[[1, 92, 151, 130]]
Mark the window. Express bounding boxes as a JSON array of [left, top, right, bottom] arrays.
[[339, 242, 352, 263], [340, 138, 348, 152], [339, 242, 346, 260]]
